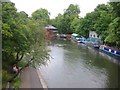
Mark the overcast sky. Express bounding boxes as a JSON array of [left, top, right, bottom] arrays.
[[10, 0, 109, 19]]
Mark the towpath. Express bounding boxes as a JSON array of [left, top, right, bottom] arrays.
[[20, 66, 44, 89]]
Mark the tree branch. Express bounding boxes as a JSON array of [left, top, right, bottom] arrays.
[[8, 57, 34, 84], [15, 51, 20, 61], [16, 52, 24, 64]]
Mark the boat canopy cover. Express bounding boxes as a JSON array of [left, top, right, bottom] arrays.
[[72, 33, 79, 37], [81, 37, 86, 41]]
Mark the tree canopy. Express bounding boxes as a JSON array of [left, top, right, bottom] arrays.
[[105, 2, 120, 47], [51, 4, 80, 34], [2, 2, 50, 88], [2, 1, 120, 88], [50, 2, 120, 48], [32, 8, 50, 25]]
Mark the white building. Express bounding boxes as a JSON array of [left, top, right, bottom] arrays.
[[89, 31, 99, 38]]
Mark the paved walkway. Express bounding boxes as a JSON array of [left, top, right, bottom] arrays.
[[20, 67, 44, 89]]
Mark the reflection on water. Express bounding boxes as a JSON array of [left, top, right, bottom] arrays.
[[39, 40, 119, 88]]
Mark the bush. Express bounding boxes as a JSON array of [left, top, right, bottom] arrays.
[[11, 77, 21, 88], [2, 70, 12, 88]]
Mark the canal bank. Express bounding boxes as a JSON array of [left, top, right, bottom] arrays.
[[20, 66, 48, 89], [37, 68, 48, 89], [39, 40, 119, 88]]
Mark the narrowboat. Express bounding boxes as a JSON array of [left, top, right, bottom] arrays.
[[99, 45, 120, 58]]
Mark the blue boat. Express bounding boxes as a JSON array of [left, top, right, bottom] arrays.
[[99, 45, 120, 59], [86, 37, 102, 48], [77, 37, 86, 43]]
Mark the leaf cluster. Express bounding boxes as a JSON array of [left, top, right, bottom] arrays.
[[50, 2, 120, 48], [2, 2, 50, 87]]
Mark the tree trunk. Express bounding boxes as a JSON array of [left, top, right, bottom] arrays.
[[8, 57, 34, 88]]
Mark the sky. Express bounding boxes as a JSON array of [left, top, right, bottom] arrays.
[[10, 0, 109, 19]]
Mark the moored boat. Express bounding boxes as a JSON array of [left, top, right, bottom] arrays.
[[99, 45, 120, 58], [86, 42, 100, 49]]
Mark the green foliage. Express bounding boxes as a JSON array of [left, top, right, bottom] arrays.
[[93, 4, 112, 41], [51, 4, 112, 39], [2, 70, 12, 84], [63, 4, 80, 34], [51, 4, 80, 34], [109, 2, 120, 17], [11, 77, 21, 88], [64, 4, 80, 17], [2, 2, 50, 88], [32, 8, 50, 24], [105, 17, 120, 47], [51, 2, 120, 48], [2, 1, 120, 88], [24, 19, 50, 67], [50, 14, 64, 34], [2, 2, 18, 73], [104, 2, 120, 48], [70, 17, 80, 33], [77, 4, 112, 39]]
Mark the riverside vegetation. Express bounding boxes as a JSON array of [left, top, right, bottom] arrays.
[[51, 2, 120, 49], [1, 0, 120, 88], [2, 1, 50, 88]]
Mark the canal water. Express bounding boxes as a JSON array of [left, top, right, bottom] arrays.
[[39, 40, 120, 88]]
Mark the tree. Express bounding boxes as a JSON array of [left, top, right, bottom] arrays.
[[24, 19, 50, 67], [105, 17, 120, 47], [32, 8, 50, 25], [75, 11, 99, 38], [70, 17, 80, 33], [105, 2, 120, 48], [50, 14, 64, 34], [63, 4, 80, 34], [50, 4, 80, 34], [2, 2, 23, 86], [2, 2, 49, 88], [109, 1, 120, 17], [64, 4, 80, 17], [75, 4, 112, 41], [93, 4, 112, 41], [75, 18, 88, 38]]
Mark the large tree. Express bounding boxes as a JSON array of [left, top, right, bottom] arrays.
[[50, 4, 80, 34], [75, 4, 112, 40], [32, 8, 50, 25], [2, 2, 49, 88], [93, 4, 112, 41], [63, 4, 80, 34], [50, 14, 65, 34], [75, 11, 99, 38], [105, 2, 120, 48]]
